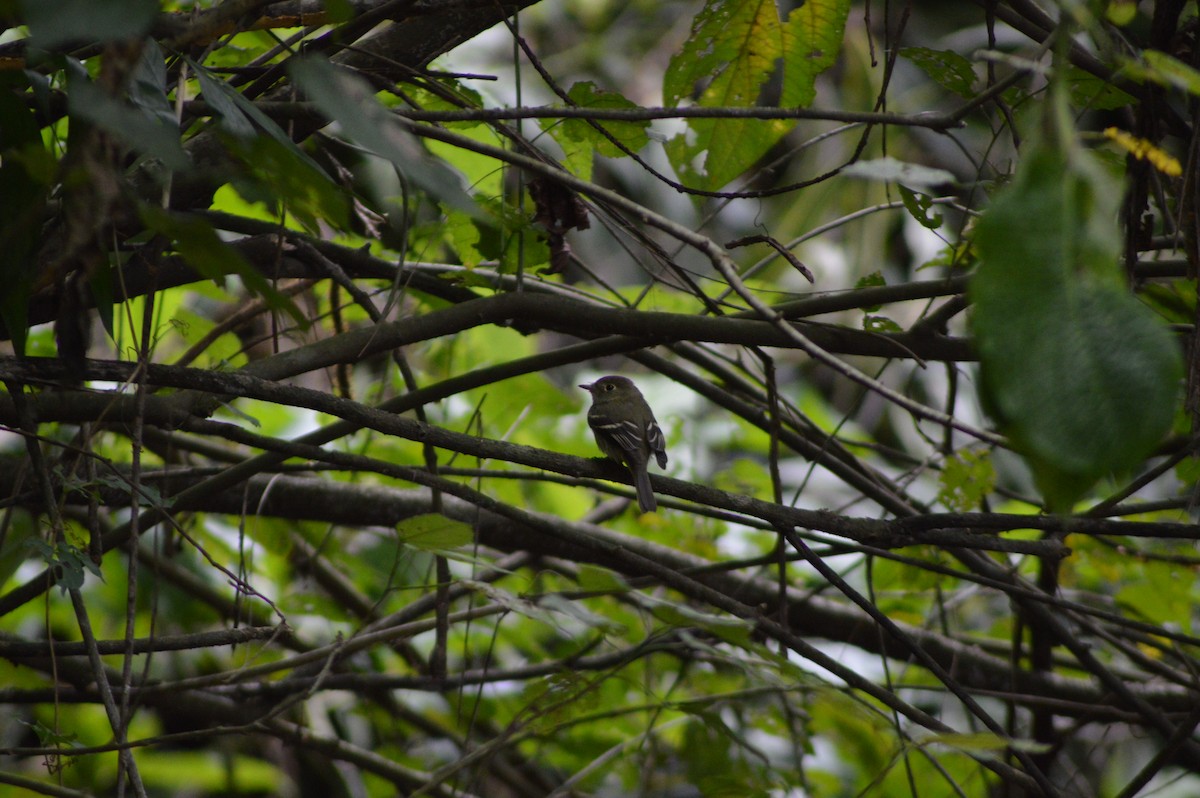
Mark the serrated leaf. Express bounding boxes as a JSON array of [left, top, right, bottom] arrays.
[[900, 47, 976, 98], [782, 0, 852, 107], [396, 513, 474, 551], [664, 0, 792, 189], [936, 450, 995, 512], [971, 144, 1182, 509], [664, 0, 781, 108], [442, 206, 484, 269]]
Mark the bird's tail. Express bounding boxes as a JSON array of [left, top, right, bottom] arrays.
[[633, 465, 657, 513]]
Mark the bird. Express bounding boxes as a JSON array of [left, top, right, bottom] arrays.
[[579, 375, 668, 513]]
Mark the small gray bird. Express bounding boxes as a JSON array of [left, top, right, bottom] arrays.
[[580, 376, 668, 513]]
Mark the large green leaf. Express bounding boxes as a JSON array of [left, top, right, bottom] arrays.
[[663, 0, 848, 190], [664, 0, 790, 190], [971, 144, 1182, 509], [781, 0, 852, 108]]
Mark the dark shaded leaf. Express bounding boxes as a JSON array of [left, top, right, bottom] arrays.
[[971, 144, 1181, 508], [23, 0, 157, 50], [65, 59, 189, 172]]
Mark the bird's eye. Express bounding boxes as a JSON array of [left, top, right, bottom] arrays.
[[603, 383, 615, 391]]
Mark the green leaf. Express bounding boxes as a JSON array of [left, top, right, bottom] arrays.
[[138, 205, 307, 326], [228, 135, 352, 235], [23, 0, 158, 50], [898, 185, 944, 229], [576, 564, 629, 593], [645, 596, 754, 645], [396, 513, 474, 551], [664, 0, 780, 109], [781, 0, 852, 108], [26, 537, 103, 593], [1066, 67, 1135, 111], [218, 399, 261, 427], [320, 0, 354, 23], [191, 57, 332, 179], [88, 257, 116, 343], [936, 450, 995, 512], [289, 57, 482, 218], [862, 314, 901, 333], [1175, 456, 1200, 487], [1116, 560, 1192, 633], [558, 81, 650, 158], [900, 47, 976, 99], [854, 271, 886, 311], [192, 62, 259, 140], [127, 40, 175, 129], [1137, 50, 1200, 96], [20, 718, 80, 748], [442, 206, 485, 269], [664, 0, 792, 190], [1105, 0, 1138, 26], [971, 144, 1182, 509]]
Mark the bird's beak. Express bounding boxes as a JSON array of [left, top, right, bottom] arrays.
[[579, 383, 592, 391]]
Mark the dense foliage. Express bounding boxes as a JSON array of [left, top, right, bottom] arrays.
[[1, 1, 1199, 796]]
